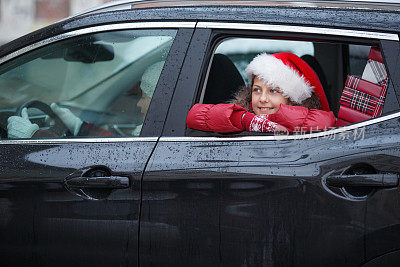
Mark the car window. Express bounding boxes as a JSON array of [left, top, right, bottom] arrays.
[[0, 29, 177, 139], [190, 36, 386, 136], [207, 38, 374, 105]]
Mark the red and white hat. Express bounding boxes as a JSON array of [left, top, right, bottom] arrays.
[[245, 52, 329, 110]]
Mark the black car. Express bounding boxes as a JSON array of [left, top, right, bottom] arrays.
[[0, 0, 400, 266]]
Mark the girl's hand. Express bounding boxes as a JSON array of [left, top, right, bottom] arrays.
[[242, 112, 287, 133]]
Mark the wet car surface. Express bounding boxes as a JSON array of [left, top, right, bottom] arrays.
[[0, 0, 400, 266]]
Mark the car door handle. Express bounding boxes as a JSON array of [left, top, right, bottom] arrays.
[[64, 176, 130, 189], [326, 173, 398, 188]]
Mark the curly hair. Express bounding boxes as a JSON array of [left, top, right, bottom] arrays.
[[286, 91, 322, 110]]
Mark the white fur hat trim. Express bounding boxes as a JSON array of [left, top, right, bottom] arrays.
[[245, 53, 313, 104]]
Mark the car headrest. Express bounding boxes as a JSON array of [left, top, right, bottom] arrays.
[[203, 54, 245, 104], [300, 54, 330, 111]]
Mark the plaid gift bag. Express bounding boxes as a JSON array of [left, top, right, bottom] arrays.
[[362, 47, 387, 86], [336, 48, 388, 126]]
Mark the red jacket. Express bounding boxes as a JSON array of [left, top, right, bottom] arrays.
[[187, 103, 336, 133]]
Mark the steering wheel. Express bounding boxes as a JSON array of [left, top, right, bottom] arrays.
[[16, 100, 71, 136]]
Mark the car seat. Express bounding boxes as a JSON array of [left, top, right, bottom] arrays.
[[202, 53, 245, 104], [335, 47, 388, 127]]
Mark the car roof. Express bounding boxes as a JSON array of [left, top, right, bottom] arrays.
[[60, 0, 400, 33], [69, 0, 400, 19], [57, 0, 400, 33]]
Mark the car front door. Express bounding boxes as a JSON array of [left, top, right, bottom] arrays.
[[0, 23, 193, 266], [139, 26, 400, 266]]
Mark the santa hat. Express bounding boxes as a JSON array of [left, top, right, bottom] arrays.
[[245, 52, 329, 111], [140, 61, 165, 97]]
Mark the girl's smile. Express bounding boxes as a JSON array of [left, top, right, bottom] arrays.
[[251, 76, 288, 115]]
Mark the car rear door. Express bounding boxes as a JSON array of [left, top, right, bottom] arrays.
[[0, 22, 194, 266], [362, 39, 400, 266], [139, 25, 400, 266]]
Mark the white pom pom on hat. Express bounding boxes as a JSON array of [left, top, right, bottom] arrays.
[[245, 52, 329, 110], [140, 61, 165, 97]]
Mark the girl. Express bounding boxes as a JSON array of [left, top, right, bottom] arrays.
[[187, 52, 336, 133]]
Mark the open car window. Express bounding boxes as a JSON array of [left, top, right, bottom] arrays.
[[187, 36, 389, 137], [214, 38, 315, 84], [0, 29, 177, 139]]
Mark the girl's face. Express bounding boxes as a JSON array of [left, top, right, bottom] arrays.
[[251, 76, 288, 115]]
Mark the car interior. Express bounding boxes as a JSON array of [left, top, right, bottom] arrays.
[[187, 37, 388, 137]]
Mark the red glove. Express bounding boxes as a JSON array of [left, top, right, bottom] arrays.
[[241, 112, 280, 133]]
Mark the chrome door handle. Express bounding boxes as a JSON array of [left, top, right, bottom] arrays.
[[65, 176, 129, 189], [326, 173, 398, 188]]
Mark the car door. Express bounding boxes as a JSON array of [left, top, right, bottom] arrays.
[[0, 23, 193, 266], [139, 25, 400, 266], [362, 40, 400, 266]]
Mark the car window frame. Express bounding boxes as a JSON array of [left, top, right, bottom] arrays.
[[162, 22, 400, 139], [141, 27, 195, 137], [0, 22, 196, 143], [381, 39, 400, 113]]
